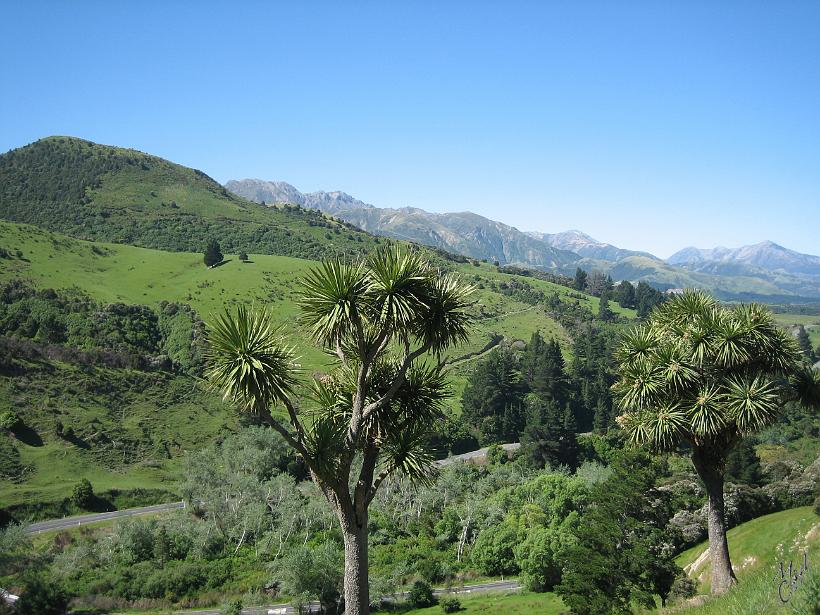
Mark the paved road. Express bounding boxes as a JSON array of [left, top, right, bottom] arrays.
[[436, 442, 521, 466], [25, 501, 185, 534], [149, 580, 521, 615]]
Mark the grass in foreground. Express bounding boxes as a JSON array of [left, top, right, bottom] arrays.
[[669, 506, 818, 614], [401, 590, 565, 615]]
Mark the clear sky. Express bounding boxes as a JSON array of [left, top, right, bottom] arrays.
[[1, 1, 818, 258]]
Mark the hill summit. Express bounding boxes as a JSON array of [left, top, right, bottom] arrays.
[[0, 137, 377, 260]]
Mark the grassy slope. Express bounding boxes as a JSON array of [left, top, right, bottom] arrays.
[[0, 221, 599, 506], [0, 359, 228, 508], [773, 312, 820, 353], [670, 506, 818, 614], [0, 221, 589, 373]]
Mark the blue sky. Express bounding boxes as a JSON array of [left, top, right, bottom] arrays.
[[1, 1, 818, 258]]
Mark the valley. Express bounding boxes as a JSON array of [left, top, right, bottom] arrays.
[[0, 137, 817, 615]]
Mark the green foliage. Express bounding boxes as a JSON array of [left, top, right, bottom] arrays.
[[470, 523, 519, 576], [0, 410, 19, 430], [462, 325, 619, 448], [440, 596, 463, 612], [573, 268, 588, 291], [556, 450, 680, 614], [597, 288, 613, 321], [71, 478, 94, 509], [239, 251, 249, 262], [183, 427, 313, 552], [670, 572, 698, 601], [0, 280, 204, 372], [521, 397, 579, 470], [725, 438, 763, 486], [408, 580, 438, 608], [15, 572, 71, 615], [614, 280, 636, 309], [220, 599, 243, 615], [269, 542, 343, 613], [515, 526, 565, 592], [634, 281, 665, 318], [204, 239, 223, 267], [461, 346, 527, 443], [794, 324, 816, 362], [614, 290, 813, 451], [0, 523, 31, 575]]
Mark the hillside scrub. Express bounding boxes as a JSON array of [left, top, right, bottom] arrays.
[[0, 280, 205, 373]]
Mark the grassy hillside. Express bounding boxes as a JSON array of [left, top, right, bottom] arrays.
[[0, 360, 226, 510], [670, 506, 818, 614], [0, 221, 590, 374], [1, 221, 611, 510], [0, 136, 380, 260]]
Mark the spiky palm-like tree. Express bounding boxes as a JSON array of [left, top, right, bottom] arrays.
[[613, 290, 819, 595], [204, 248, 474, 615]]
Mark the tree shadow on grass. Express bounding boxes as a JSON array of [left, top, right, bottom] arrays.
[[211, 259, 232, 268], [12, 424, 43, 447], [63, 432, 91, 449]]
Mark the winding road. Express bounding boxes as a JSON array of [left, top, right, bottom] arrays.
[[24, 501, 185, 534]]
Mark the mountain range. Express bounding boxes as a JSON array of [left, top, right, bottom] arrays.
[[225, 179, 820, 302], [0, 137, 817, 302]]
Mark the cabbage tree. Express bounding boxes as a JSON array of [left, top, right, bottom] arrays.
[[205, 248, 473, 615], [613, 290, 819, 594]]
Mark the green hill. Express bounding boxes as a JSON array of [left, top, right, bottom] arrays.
[[0, 136, 379, 260], [1, 220, 625, 512], [0, 220, 603, 374], [670, 506, 818, 614]]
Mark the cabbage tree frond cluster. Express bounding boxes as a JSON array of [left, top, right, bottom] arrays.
[[613, 289, 813, 451], [204, 305, 300, 413], [298, 248, 474, 358]]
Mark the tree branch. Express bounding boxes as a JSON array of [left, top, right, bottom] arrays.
[[368, 464, 396, 505], [255, 411, 311, 462], [281, 396, 306, 442], [360, 340, 433, 423], [356, 444, 380, 515], [347, 324, 393, 447]]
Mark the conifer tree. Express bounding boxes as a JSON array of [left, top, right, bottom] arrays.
[[203, 239, 223, 267]]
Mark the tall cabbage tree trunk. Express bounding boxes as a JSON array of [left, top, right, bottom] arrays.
[[692, 445, 737, 594], [339, 507, 369, 615]]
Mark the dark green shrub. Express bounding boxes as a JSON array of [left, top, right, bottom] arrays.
[[16, 573, 70, 615], [440, 596, 462, 612], [204, 240, 223, 267], [71, 478, 94, 509], [408, 580, 437, 608], [670, 574, 697, 601]]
